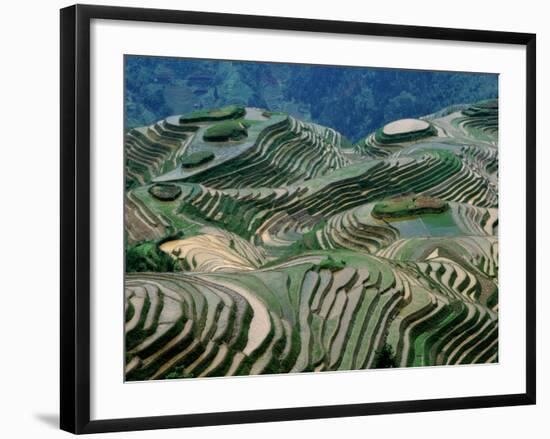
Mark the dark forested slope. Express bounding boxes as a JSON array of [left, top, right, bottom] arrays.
[[125, 56, 497, 142]]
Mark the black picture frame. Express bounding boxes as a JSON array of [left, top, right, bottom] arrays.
[[60, 4, 536, 434]]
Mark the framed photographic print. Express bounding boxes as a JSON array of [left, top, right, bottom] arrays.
[[60, 4, 536, 434]]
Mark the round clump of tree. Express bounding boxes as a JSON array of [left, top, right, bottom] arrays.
[[180, 151, 215, 168], [180, 105, 246, 123], [372, 195, 449, 219], [148, 183, 182, 201], [203, 120, 250, 142]]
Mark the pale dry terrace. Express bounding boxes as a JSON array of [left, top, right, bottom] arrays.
[[382, 118, 430, 135]]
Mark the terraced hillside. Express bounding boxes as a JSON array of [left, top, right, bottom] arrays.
[[125, 100, 499, 380]]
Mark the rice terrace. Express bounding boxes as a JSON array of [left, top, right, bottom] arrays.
[[124, 57, 499, 381]]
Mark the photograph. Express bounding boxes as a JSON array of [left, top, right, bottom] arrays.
[[123, 55, 500, 381], [0, 0, 541, 436]]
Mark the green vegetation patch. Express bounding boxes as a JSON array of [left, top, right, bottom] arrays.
[[126, 232, 184, 272], [280, 220, 326, 258], [373, 343, 397, 368], [126, 241, 176, 272], [180, 105, 245, 123], [203, 120, 250, 142], [315, 256, 347, 272], [148, 183, 182, 201], [180, 151, 215, 168], [462, 99, 498, 117], [372, 195, 449, 220]]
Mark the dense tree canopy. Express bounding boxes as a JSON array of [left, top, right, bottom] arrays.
[[125, 56, 497, 142]]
